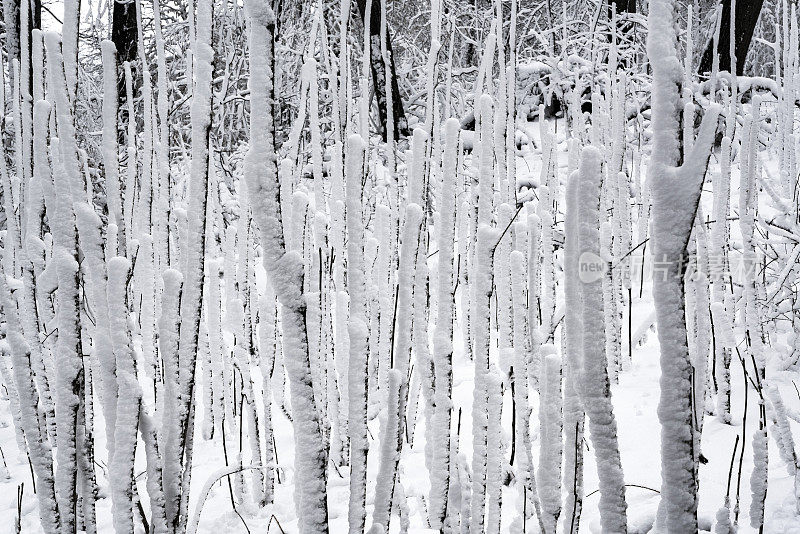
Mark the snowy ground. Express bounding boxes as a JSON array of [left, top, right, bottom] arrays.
[[3, 297, 798, 533]]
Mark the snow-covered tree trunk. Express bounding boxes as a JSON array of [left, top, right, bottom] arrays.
[[575, 146, 628, 533], [429, 118, 460, 529], [371, 132, 425, 530], [647, 0, 722, 530], [538, 348, 563, 534], [45, 31, 87, 534], [345, 133, 369, 534], [257, 291, 277, 505], [243, 1, 329, 531], [100, 41, 123, 254], [562, 165, 585, 534], [470, 94, 497, 534], [108, 257, 143, 534], [161, 0, 214, 527], [0, 272, 59, 533]]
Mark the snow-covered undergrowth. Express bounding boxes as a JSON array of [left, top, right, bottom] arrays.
[[1, 0, 800, 533]]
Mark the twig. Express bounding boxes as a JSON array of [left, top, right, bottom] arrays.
[[268, 514, 287, 534], [492, 205, 524, 255], [584, 483, 660, 498]]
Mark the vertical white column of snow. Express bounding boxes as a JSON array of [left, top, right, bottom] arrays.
[[0, 271, 59, 532], [537, 347, 562, 533], [134, 0, 154, 237], [243, 0, 329, 531], [221, 226, 240, 466], [134, 0, 159, 383], [199, 317, 214, 441], [647, 0, 722, 530], [429, 118, 460, 529], [333, 287, 351, 465], [527, 213, 542, 389], [790, 4, 799, 208], [738, 98, 769, 529], [107, 257, 144, 534], [152, 0, 172, 270], [100, 41, 123, 254], [374, 204, 393, 400], [235, 187, 268, 507], [207, 259, 227, 431], [26, 30, 46, 280], [365, 233, 380, 415], [537, 108, 557, 337], [739, 99, 764, 374], [74, 200, 118, 456], [766, 385, 800, 515], [159, 266, 183, 512], [495, 200, 515, 377], [257, 291, 277, 505], [469, 94, 498, 534], [486, 368, 505, 534], [372, 368, 404, 531], [337, 0, 350, 129], [562, 165, 585, 534], [221, 227, 246, 504], [404, 129, 429, 448], [359, 0, 372, 140], [505, 0, 517, 204], [309, 218, 330, 432], [139, 231, 158, 384], [10, 64, 24, 276], [306, 40, 332, 437], [0, 57, 20, 279], [62, 0, 79, 100], [44, 32, 89, 534], [493, 61, 507, 198], [161, 0, 214, 527], [749, 416, 769, 530], [17, 0, 31, 199], [345, 133, 370, 534], [691, 209, 712, 459], [11, 50, 56, 451], [123, 62, 138, 257], [778, 1, 795, 200], [423, 0, 441, 139], [615, 167, 633, 369], [608, 72, 629, 371], [27, 96, 56, 437], [0, 339, 29, 460], [458, 195, 474, 364], [510, 247, 543, 528], [601, 220, 620, 383], [576, 146, 628, 532], [138, 407, 169, 534], [371, 138, 426, 533], [712, 134, 733, 424], [409, 129, 434, 447]]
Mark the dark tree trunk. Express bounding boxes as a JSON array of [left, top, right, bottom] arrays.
[[355, 0, 409, 141], [112, 0, 138, 143], [613, 0, 637, 15], [3, 0, 20, 91], [111, 0, 138, 67], [698, 0, 765, 76], [31, 0, 40, 30]]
